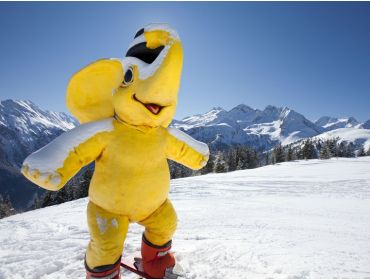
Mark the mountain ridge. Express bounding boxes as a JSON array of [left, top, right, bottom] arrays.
[[172, 104, 369, 150]]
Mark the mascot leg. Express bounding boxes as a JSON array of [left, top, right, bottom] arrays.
[[85, 201, 129, 279], [137, 199, 178, 278]]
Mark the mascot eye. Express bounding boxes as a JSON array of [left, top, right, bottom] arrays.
[[121, 67, 134, 87]]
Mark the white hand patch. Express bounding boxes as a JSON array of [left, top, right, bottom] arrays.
[[96, 216, 119, 234], [96, 216, 108, 235]]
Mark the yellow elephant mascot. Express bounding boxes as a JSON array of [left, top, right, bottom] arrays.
[[21, 24, 209, 279]]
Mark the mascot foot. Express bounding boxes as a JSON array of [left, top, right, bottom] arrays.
[[85, 257, 121, 279], [139, 235, 182, 278], [134, 257, 184, 279]]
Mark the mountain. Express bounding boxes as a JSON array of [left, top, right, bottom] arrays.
[[315, 116, 360, 131], [362, 119, 370, 129], [0, 100, 78, 210], [172, 105, 324, 150], [1, 157, 370, 278]]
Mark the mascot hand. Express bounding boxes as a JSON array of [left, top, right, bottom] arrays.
[[200, 155, 209, 168], [21, 165, 62, 191]]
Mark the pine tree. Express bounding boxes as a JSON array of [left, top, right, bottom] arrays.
[[357, 147, 366, 157], [169, 160, 180, 178], [273, 144, 285, 163], [302, 139, 317, 159], [31, 193, 44, 210], [346, 143, 355, 158], [327, 138, 338, 157], [236, 158, 243, 170], [337, 142, 354, 158], [238, 146, 249, 169], [227, 149, 238, 172], [0, 195, 15, 219], [264, 153, 270, 165], [250, 149, 259, 168], [320, 143, 331, 159], [367, 147, 370, 156], [214, 152, 228, 173], [74, 168, 93, 199], [337, 142, 346, 157], [286, 146, 295, 161], [169, 161, 193, 178]]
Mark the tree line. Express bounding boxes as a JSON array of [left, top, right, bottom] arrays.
[[169, 145, 261, 178], [270, 137, 370, 164]]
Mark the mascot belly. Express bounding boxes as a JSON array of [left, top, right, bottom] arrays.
[[90, 122, 171, 221], [21, 23, 209, 279]]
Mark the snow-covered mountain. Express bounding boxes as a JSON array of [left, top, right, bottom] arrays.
[[315, 116, 360, 131], [172, 105, 325, 150], [0, 100, 78, 209], [1, 157, 370, 278], [362, 119, 370, 129], [172, 105, 370, 151]]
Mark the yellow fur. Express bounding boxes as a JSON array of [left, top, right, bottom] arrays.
[[66, 59, 123, 124], [86, 199, 177, 269]]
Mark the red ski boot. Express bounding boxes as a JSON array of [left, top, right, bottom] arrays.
[[139, 235, 176, 278], [85, 257, 121, 279]]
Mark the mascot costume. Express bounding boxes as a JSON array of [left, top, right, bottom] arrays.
[[21, 24, 209, 279]]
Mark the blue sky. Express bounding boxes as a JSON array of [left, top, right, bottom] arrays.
[[0, 2, 370, 122]]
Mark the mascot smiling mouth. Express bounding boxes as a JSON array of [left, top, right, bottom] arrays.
[[133, 94, 164, 115]]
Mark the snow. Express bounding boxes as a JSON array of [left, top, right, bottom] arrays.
[[1, 157, 370, 279], [0, 100, 77, 135], [23, 118, 114, 174], [315, 116, 359, 131], [313, 127, 370, 151], [173, 108, 227, 130], [245, 121, 282, 140]]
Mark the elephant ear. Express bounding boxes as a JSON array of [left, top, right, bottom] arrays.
[[66, 59, 123, 124]]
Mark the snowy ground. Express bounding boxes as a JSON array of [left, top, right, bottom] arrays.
[[1, 157, 370, 279]]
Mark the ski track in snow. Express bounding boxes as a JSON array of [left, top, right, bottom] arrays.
[[1, 158, 370, 278]]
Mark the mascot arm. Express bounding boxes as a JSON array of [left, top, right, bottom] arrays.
[[165, 127, 209, 170], [21, 118, 114, 191]]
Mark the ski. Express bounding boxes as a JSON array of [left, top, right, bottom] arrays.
[[120, 261, 152, 279]]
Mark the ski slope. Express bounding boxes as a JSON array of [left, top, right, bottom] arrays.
[[1, 158, 370, 278]]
